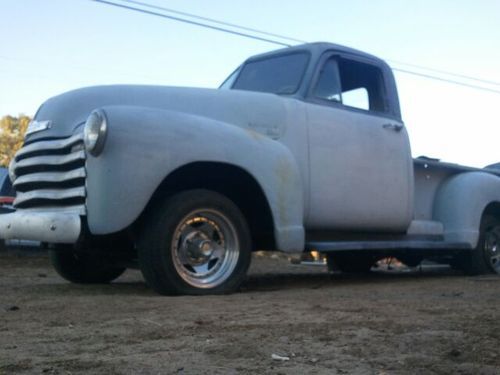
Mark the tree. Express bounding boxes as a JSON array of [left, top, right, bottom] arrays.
[[0, 115, 31, 167]]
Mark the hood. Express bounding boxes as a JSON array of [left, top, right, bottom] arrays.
[[28, 85, 292, 142]]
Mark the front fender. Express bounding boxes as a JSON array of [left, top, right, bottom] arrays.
[[86, 105, 305, 252], [433, 171, 500, 247]]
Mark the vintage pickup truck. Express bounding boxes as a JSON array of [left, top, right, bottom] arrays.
[[1, 42, 499, 295]]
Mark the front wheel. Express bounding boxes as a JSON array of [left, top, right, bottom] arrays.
[[138, 190, 252, 295], [49, 248, 126, 283]]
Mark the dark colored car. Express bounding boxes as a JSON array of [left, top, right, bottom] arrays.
[[0, 167, 14, 251], [0, 167, 14, 213]]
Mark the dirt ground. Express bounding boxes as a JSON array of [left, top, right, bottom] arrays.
[[1, 250, 499, 375]]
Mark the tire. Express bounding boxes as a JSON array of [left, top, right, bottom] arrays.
[[454, 215, 500, 275], [138, 189, 252, 295], [49, 248, 126, 284], [326, 254, 375, 273]]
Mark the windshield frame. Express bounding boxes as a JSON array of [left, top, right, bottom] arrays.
[[219, 66, 241, 90]]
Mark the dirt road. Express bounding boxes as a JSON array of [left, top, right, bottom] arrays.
[[1, 251, 499, 374]]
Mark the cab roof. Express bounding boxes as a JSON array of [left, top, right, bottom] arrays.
[[245, 42, 388, 67]]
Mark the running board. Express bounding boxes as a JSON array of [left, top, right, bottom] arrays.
[[306, 240, 471, 253]]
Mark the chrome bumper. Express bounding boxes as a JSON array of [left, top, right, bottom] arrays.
[[0, 211, 81, 243]]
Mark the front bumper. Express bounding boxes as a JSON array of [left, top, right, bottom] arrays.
[[0, 211, 81, 243]]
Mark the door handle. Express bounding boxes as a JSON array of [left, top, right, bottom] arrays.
[[383, 123, 404, 132]]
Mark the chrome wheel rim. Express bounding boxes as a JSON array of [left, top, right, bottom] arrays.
[[171, 208, 240, 288], [484, 227, 500, 274]]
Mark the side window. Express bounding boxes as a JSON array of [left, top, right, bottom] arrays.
[[342, 87, 369, 110], [313, 57, 387, 113], [338, 58, 386, 112]]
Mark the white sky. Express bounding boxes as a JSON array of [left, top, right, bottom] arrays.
[[1, 0, 499, 167]]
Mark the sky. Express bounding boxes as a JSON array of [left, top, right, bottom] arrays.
[[1, 0, 499, 167]]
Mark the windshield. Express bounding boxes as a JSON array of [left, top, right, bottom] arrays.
[[230, 52, 309, 95]]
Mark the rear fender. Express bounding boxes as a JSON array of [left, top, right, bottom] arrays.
[[433, 171, 500, 247]]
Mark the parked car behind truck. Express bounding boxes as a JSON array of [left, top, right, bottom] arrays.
[[0, 168, 14, 251], [1, 42, 499, 295], [0, 168, 14, 211]]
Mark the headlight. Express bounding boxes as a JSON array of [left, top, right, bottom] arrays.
[[83, 110, 108, 156]]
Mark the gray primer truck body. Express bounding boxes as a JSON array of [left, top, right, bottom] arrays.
[[1, 42, 500, 294]]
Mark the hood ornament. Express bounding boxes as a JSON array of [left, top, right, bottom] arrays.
[[26, 120, 52, 136]]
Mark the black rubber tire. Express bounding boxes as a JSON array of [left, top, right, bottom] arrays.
[[454, 215, 500, 275], [49, 248, 126, 284], [327, 254, 375, 273], [137, 189, 252, 296]]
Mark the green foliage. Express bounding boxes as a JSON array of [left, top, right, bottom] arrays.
[[0, 115, 31, 167]]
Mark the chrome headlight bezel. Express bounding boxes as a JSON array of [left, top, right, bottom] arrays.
[[83, 109, 108, 156]]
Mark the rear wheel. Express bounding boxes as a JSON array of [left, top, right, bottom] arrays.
[[138, 189, 252, 295], [49, 248, 126, 283], [454, 216, 500, 275]]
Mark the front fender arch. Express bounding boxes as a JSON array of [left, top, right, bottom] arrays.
[[143, 162, 275, 250], [85, 105, 305, 252]]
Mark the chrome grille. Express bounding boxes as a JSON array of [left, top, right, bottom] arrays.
[[11, 133, 86, 215]]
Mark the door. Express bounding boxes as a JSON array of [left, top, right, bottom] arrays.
[[306, 55, 413, 231]]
